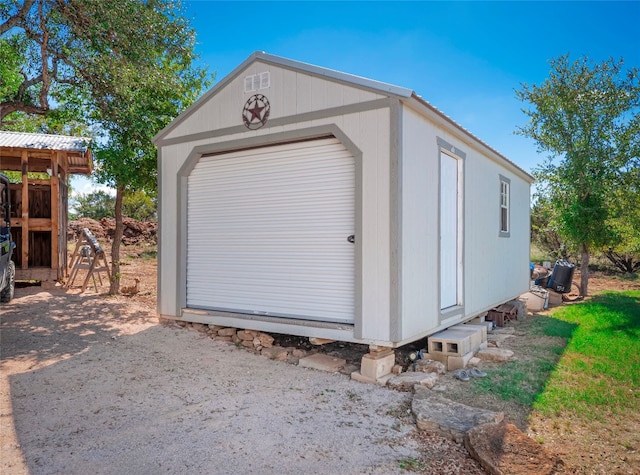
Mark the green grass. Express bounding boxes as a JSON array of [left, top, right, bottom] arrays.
[[533, 291, 640, 420], [471, 316, 575, 406]]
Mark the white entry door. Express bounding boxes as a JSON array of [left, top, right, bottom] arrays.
[[440, 151, 461, 310], [186, 137, 355, 324]]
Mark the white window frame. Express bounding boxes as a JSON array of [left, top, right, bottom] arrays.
[[244, 72, 270, 93], [499, 175, 510, 237]]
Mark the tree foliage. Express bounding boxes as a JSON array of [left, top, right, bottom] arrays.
[[71, 189, 114, 221], [516, 55, 640, 294], [2, 0, 210, 293], [530, 195, 574, 261], [71, 189, 156, 222]]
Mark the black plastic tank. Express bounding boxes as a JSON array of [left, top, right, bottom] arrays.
[[547, 259, 575, 293]]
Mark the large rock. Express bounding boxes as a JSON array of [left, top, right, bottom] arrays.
[[415, 359, 446, 375], [411, 386, 503, 443], [465, 422, 562, 475], [387, 372, 438, 390], [476, 348, 514, 362]]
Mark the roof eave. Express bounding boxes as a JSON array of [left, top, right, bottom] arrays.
[[407, 93, 535, 183]]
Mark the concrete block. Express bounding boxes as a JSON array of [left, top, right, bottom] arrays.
[[467, 316, 485, 324], [425, 351, 448, 367], [360, 352, 396, 380], [428, 330, 473, 356], [455, 323, 488, 343], [447, 351, 475, 371]]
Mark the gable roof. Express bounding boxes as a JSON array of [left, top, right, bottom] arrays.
[[154, 52, 533, 183]]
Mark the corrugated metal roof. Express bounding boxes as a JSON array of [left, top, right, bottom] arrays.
[[0, 130, 91, 152]]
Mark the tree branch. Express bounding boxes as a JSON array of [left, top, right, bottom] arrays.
[[0, 101, 48, 122], [0, 0, 36, 35]]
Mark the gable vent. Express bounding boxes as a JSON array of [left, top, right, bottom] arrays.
[[244, 72, 270, 93]]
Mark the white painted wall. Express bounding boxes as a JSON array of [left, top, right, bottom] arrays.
[[158, 62, 393, 342], [164, 60, 385, 141], [158, 58, 531, 346], [400, 104, 530, 341]]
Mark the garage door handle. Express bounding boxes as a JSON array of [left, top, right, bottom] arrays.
[[347, 235, 355, 243]]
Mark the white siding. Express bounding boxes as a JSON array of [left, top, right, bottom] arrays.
[[158, 58, 531, 346], [164, 61, 385, 141], [158, 84, 392, 341], [400, 105, 530, 340], [400, 108, 439, 339]]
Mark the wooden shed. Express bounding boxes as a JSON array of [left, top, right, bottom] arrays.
[[154, 52, 534, 347], [0, 131, 92, 281]]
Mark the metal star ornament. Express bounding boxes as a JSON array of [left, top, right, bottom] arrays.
[[242, 94, 270, 130]]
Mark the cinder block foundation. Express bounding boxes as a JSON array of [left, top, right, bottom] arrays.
[[447, 351, 476, 371], [427, 323, 488, 370], [427, 330, 473, 357]]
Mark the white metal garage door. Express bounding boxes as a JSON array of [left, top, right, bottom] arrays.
[[187, 137, 355, 324]]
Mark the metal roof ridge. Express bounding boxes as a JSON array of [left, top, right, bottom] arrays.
[[254, 52, 413, 98], [0, 130, 91, 141]]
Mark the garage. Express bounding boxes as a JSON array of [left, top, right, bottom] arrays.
[[154, 52, 533, 347], [186, 137, 355, 323]]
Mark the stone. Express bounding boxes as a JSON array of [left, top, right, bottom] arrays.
[[298, 353, 346, 373], [217, 328, 236, 337], [241, 340, 254, 348], [261, 346, 289, 361], [351, 370, 393, 386], [258, 333, 274, 348], [468, 357, 481, 367], [476, 348, 514, 362], [309, 337, 335, 345], [213, 335, 233, 342], [412, 386, 503, 444], [190, 323, 207, 332], [252, 337, 261, 347], [465, 422, 562, 475], [415, 359, 446, 375], [237, 330, 255, 341], [291, 349, 306, 358], [231, 334, 240, 344], [387, 372, 439, 390], [419, 372, 439, 389], [392, 364, 403, 375], [207, 324, 223, 331]]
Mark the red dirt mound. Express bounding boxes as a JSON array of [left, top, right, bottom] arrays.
[[68, 217, 157, 245]]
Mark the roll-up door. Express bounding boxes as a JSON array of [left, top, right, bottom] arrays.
[[187, 137, 355, 324]]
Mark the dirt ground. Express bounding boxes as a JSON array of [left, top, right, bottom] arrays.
[[1, 245, 486, 475]]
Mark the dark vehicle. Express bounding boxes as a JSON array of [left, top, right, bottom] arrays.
[[0, 173, 15, 302]]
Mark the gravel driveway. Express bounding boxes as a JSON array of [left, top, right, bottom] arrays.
[[1, 283, 423, 474]]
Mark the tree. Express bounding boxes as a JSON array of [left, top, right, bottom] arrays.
[[123, 190, 156, 222], [71, 190, 115, 220], [604, 166, 640, 273], [2, 0, 210, 293], [516, 55, 640, 296], [530, 194, 574, 261]]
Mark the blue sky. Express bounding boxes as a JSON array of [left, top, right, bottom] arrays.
[[75, 0, 640, 194]]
